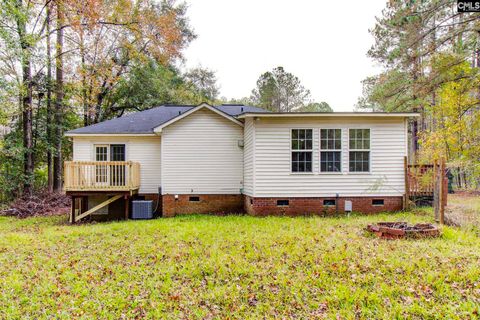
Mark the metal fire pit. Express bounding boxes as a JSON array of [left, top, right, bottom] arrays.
[[366, 222, 441, 239]]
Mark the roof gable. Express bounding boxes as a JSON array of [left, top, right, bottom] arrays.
[[152, 103, 243, 133]]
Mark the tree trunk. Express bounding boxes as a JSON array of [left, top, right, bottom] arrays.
[[53, 1, 64, 192], [79, 27, 89, 127], [411, 53, 421, 157], [16, 0, 34, 196], [21, 60, 34, 196], [46, 2, 53, 192], [411, 110, 419, 156]]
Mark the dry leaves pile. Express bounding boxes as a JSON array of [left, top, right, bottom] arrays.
[[0, 191, 70, 218]]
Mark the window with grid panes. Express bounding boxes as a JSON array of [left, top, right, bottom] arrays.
[[349, 129, 370, 172], [291, 129, 313, 172], [320, 129, 341, 172]]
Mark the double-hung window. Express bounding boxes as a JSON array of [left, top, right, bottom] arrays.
[[291, 129, 313, 173], [320, 129, 342, 172], [349, 129, 370, 172]]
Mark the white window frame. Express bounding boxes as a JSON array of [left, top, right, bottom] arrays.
[[290, 128, 314, 174], [92, 143, 128, 162], [94, 144, 109, 162], [94, 145, 109, 185], [93, 143, 128, 186], [319, 128, 342, 173], [348, 128, 371, 173]]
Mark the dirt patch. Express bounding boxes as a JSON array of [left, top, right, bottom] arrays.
[[0, 191, 71, 218], [452, 190, 480, 197], [445, 193, 480, 229]]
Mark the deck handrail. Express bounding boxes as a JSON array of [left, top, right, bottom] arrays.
[[64, 161, 140, 191]]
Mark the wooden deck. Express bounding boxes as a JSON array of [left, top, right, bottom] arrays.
[[64, 161, 140, 193]]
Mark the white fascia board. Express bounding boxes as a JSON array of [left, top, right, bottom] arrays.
[[64, 133, 157, 137]]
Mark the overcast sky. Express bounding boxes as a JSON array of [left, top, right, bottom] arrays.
[[183, 0, 387, 111]]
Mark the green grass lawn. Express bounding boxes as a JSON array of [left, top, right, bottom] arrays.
[[0, 211, 479, 319]]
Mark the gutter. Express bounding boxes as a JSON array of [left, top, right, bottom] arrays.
[[236, 112, 421, 119]]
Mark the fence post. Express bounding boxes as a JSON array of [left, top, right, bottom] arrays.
[[433, 159, 439, 222], [404, 156, 409, 210], [439, 158, 445, 224]]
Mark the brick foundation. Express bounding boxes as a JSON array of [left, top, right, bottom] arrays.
[[244, 195, 403, 216], [162, 194, 244, 217]]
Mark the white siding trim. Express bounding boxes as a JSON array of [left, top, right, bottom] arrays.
[[252, 120, 256, 197], [243, 118, 255, 196], [160, 131, 164, 194], [404, 118, 408, 157]]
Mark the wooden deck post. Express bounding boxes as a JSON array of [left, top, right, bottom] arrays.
[[124, 195, 129, 220], [81, 196, 88, 215], [71, 196, 76, 224]]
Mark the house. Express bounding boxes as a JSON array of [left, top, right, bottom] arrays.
[[64, 103, 418, 222]]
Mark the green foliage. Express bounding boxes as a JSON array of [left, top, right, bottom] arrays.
[[359, 0, 480, 113], [0, 129, 26, 199], [296, 101, 332, 112], [0, 212, 479, 318], [360, 0, 480, 189], [108, 61, 220, 115], [418, 54, 480, 188], [110, 60, 187, 111], [34, 166, 48, 190], [184, 67, 219, 102], [251, 66, 311, 112], [357, 70, 415, 111], [0, 0, 214, 200]]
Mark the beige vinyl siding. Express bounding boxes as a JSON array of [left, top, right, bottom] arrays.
[[161, 108, 243, 194], [252, 117, 407, 197], [71, 136, 161, 194], [72, 138, 92, 161], [243, 118, 255, 196]]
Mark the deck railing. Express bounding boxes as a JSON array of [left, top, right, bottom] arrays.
[[407, 164, 434, 197], [64, 161, 140, 191]]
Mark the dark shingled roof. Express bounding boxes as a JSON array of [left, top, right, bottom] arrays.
[[66, 104, 267, 135]]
